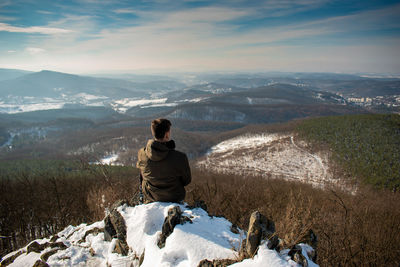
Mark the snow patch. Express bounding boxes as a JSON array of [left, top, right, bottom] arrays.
[[198, 133, 335, 187]]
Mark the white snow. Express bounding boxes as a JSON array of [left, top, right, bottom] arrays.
[[113, 98, 167, 107], [0, 102, 65, 114], [197, 133, 336, 187], [110, 98, 169, 113], [75, 93, 108, 100], [3, 202, 318, 267], [141, 103, 178, 108], [100, 154, 119, 165]]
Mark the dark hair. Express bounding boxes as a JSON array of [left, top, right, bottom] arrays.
[[151, 118, 171, 140]]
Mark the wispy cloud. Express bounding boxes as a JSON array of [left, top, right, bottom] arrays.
[[113, 8, 139, 15], [25, 47, 45, 55], [0, 23, 73, 34], [37, 10, 54, 15]]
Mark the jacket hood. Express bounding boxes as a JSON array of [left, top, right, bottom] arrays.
[[145, 139, 176, 161]]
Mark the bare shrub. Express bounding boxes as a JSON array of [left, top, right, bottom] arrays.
[[187, 168, 400, 267]]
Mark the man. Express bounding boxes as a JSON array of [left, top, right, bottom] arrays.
[[136, 118, 191, 203]]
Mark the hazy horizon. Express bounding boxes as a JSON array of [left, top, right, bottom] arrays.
[[1, 0, 399, 75]]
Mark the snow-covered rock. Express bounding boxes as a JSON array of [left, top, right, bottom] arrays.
[[1, 202, 318, 267]]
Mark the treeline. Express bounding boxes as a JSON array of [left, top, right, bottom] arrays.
[[296, 114, 400, 190], [0, 159, 138, 256]]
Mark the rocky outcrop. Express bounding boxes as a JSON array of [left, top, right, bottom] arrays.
[[104, 204, 129, 256], [26, 241, 67, 254], [2, 203, 319, 267], [157, 206, 192, 248]]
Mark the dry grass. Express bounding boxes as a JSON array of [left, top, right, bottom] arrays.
[[186, 168, 400, 267], [2, 164, 399, 266]]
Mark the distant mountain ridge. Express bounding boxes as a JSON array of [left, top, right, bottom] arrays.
[[0, 70, 143, 98], [0, 68, 33, 81]]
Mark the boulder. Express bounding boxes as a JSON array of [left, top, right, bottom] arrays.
[[241, 211, 276, 258], [157, 206, 192, 248], [104, 209, 126, 242], [103, 208, 129, 256], [27, 241, 43, 254]]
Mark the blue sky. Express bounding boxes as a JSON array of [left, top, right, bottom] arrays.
[[0, 0, 399, 74]]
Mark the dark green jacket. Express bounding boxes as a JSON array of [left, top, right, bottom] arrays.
[[136, 139, 191, 203]]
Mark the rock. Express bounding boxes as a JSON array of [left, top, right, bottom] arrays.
[[230, 224, 240, 234], [32, 259, 49, 267], [49, 242, 67, 250], [27, 241, 67, 255], [113, 239, 129, 256], [103, 208, 129, 256], [79, 227, 104, 243], [27, 241, 43, 254], [90, 247, 96, 256], [49, 235, 58, 243], [267, 235, 280, 250], [0, 250, 23, 266], [139, 249, 145, 266], [242, 211, 276, 258], [197, 259, 213, 267], [302, 229, 317, 261], [104, 209, 126, 242], [110, 199, 129, 211], [40, 248, 60, 262], [194, 200, 208, 212], [104, 216, 117, 242], [157, 206, 192, 248], [197, 258, 237, 267], [288, 245, 308, 267]]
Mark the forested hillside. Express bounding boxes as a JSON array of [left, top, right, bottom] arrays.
[[297, 114, 400, 190]]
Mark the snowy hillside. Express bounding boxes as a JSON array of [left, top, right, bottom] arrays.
[[1, 202, 318, 267], [197, 133, 339, 188]]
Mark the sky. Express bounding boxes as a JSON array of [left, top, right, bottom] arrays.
[[0, 0, 399, 74]]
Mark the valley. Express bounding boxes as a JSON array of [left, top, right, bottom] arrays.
[[1, 69, 399, 267]]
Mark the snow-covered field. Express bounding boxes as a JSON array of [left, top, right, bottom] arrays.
[[3, 202, 318, 267], [197, 133, 337, 187]]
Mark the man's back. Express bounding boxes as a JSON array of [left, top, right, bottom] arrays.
[[136, 139, 191, 203]]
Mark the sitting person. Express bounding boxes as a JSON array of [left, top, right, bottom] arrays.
[[136, 118, 191, 203]]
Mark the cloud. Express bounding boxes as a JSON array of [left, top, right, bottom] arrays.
[[25, 47, 45, 55], [37, 10, 55, 15], [113, 8, 139, 14], [0, 23, 73, 34], [7, 50, 17, 53], [2, 1, 399, 73]]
